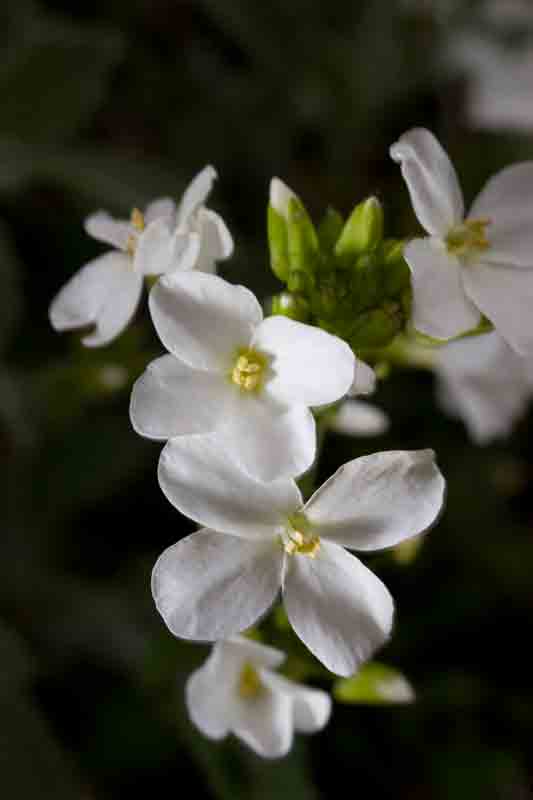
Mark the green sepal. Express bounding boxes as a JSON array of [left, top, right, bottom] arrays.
[[287, 196, 319, 276], [335, 196, 384, 262], [267, 204, 290, 281], [333, 662, 414, 705]]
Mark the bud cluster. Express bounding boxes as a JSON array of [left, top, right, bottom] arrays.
[[268, 180, 411, 351]]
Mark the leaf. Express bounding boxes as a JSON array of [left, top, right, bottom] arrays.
[[0, 11, 124, 144], [333, 662, 415, 705], [0, 221, 23, 352]]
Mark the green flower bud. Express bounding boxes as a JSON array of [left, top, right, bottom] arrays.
[[317, 207, 344, 253], [287, 196, 319, 276], [271, 292, 310, 322], [335, 196, 384, 261], [350, 305, 403, 349], [268, 177, 319, 283], [267, 204, 290, 281], [381, 239, 410, 298], [351, 253, 383, 311]]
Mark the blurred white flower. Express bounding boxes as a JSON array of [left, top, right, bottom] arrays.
[[435, 331, 533, 443], [186, 636, 331, 758], [151, 435, 445, 675], [448, 35, 533, 133], [130, 271, 356, 481], [329, 399, 389, 438], [391, 127, 533, 353], [49, 166, 232, 347]]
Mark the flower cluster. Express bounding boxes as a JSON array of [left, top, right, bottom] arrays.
[[49, 125, 533, 756]]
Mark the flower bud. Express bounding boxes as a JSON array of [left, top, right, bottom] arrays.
[[350, 306, 403, 349], [271, 291, 310, 322], [317, 207, 344, 252], [268, 178, 319, 283], [335, 196, 384, 261]]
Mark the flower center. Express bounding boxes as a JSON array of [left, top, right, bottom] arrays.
[[126, 208, 146, 257], [238, 662, 264, 699], [445, 217, 491, 259], [231, 348, 268, 393], [283, 513, 321, 558]]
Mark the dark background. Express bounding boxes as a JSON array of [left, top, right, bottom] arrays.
[[2, 0, 533, 797]]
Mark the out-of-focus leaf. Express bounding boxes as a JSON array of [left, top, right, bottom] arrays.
[[0, 692, 87, 797], [334, 662, 415, 705], [0, 138, 188, 208], [0, 620, 33, 693], [0, 10, 124, 144], [0, 221, 23, 351]]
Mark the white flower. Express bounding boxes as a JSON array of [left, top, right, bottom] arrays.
[[435, 331, 533, 444], [186, 636, 331, 758], [448, 35, 533, 133], [130, 271, 356, 481], [49, 166, 233, 347], [329, 399, 389, 438], [151, 434, 445, 675], [390, 127, 533, 353]]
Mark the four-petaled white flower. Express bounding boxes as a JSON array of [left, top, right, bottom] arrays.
[[186, 636, 331, 758], [151, 434, 445, 675], [435, 331, 533, 444], [49, 166, 233, 347], [390, 127, 533, 353], [130, 271, 358, 480]]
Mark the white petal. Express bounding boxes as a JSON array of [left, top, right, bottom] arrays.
[[157, 434, 302, 538], [463, 259, 533, 354], [253, 316, 355, 407], [390, 127, 464, 236], [222, 636, 286, 670], [144, 197, 176, 226], [129, 355, 231, 440], [219, 394, 316, 481], [149, 272, 263, 371], [469, 163, 533, 267], [152, 529, 283, 641], [185, 653, 231, 740], [304, 450, 444, 551], [270, 177, 298, 219], [192, 209, 234, 274], [177, 165, 217, 226], [330, 400, 389, 437], [165, 232, 202, 274], [84, 211, 131, 250], [263, 673, 331, 733], [283, 541, 394, 677], [49, 252, 143, 347], [404, 238, 481, 339], [133, 218, 174, 276], [232, 683, 293, 758], [348, 358, 377, 396], [435, 333, 529, 444]]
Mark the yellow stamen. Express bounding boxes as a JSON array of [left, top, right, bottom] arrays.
[[446, 217, 491, 259], [238, 662, 263, 699], [126, 208, 146, 258], [284, 514, 321, 558], [231, 349, 267, 393], [130, 207, 146, 232]]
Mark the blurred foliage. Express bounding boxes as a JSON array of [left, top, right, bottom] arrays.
[[2, 0, 533, 797]]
